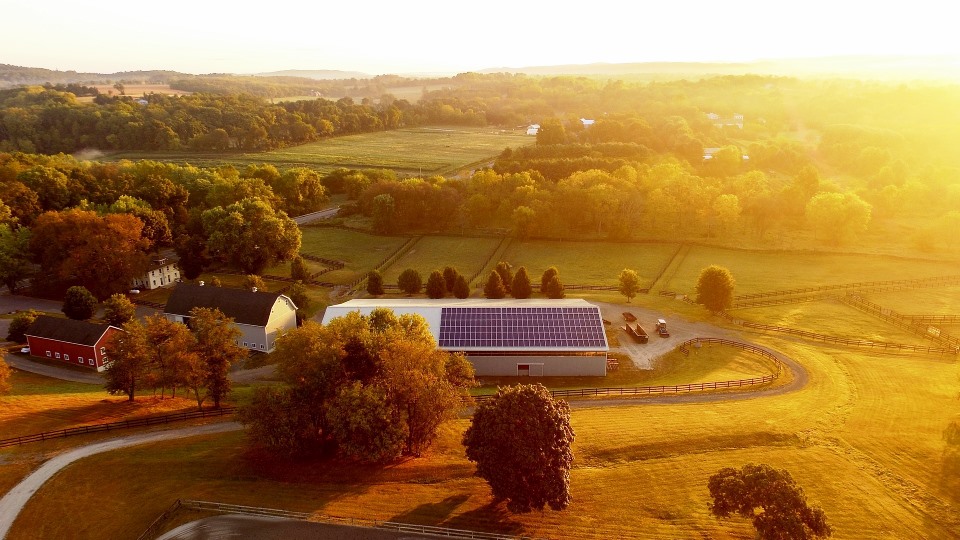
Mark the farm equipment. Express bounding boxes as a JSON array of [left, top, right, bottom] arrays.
[[622, 312, 637, 322], [656, 318, 670, 337], [623, 323, 648, 343]]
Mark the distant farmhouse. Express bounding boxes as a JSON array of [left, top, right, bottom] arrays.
[[25, 316, 120, 372], [706, 112, 744, 129], [322, 298, 610, 376], [703, 147, 750, 161], [163, 283, 297, 353], [526, 124, 540, 135], [131, 256, 180, 291], [580, 118, 595, 128]]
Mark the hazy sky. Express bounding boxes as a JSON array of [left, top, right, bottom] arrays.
[[2, 0, 957, 75]]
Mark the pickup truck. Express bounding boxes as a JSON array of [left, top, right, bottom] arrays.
[[623, 323, 649, 343], [656, 318, 670, 337]]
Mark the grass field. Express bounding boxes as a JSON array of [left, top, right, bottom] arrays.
[[7, 335, 958, 539], [661, 245, 960, 295], [299, 227, 410, 284], [495, 240, 681, 287], [381, 236, 500, 284], [105, 126, 531, 176], [869, 285, 960, 315]]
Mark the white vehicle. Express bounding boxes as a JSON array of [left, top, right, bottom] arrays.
[[129, 289, 141, 294], [20, 347, 30, 354]]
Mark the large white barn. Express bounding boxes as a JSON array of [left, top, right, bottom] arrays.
[[321, 298, 610, 376]]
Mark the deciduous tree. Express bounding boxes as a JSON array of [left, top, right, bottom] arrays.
[[708, 463, 831, 540], [202, 197, 301, 274], [290, 255, 310, 282], [7, 310, 39, 342], [426, 270, 447, 298], [102, 293, 136, 327], [327, 382, 408, 463], [244, 274, 267, 292], [367, 269, 385, 296], [104, 319, 151, 401], [618, 269, 641, 303], [0, 358, 10, 394], [0, 224, 31, 293], [511, 266, 533, 299], [695, 265, 735, 313], [463, 384, 575, 513], [190, 307, 246, 408], [484, 271, 506, 299], [805, 191, 872, 245], [397, 268, 422, 295], [62, 285, 97, 320]]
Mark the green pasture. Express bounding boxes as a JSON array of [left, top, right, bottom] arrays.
[[299, 227, 410, 284], [661, 245, 960, 295], [496, 240, 681, 287], [381, 236, 500, 284], [869, 285, 960, 315], [106, 126, 531, 175]]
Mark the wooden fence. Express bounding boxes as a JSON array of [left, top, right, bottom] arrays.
[[159, 500, 544, 540], [734, 274, 960, 301], [348, 236, 421, 291], [0, 407, 237, 449], [840, 294, 960, 351], [901, 314, 960, 324], [734, 319, 957, 355]]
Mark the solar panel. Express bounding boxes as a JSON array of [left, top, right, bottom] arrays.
[[438, 307, 606, 349]]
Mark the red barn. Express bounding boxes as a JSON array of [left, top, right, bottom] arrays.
[[24, 316, 121, 372]]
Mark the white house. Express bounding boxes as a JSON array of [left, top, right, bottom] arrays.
[[526, 124, 540, 136], [132, 257, 181, 291], [163, 283, 297, 353], [580, 118, 595, 128]]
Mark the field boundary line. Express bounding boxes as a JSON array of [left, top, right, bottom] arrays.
[[470, 236, 513, 286], [839, 294, 960, 351], [646, 243, 687, 293]]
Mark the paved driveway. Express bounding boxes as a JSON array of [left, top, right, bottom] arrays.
[[158, 515, 449, 540]]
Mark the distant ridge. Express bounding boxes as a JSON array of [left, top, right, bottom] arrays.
[[254, 69, 371, 80]]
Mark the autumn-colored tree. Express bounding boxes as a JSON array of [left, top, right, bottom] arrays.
[[425, 270, 447, 299], [805, 191, 872, 245], [709, 464, 831, 540], [209, 276, 222, 287], [327, 382, 408, 463], [102, 293, 136, 327], [202, 197, 301, 274], [104, 319, 151, 401], [618, 269, 641, 303], [484, 271, 506, 299], [0, 358, 10, 394], [62, 286, 98, 320], [463, 384, 575, 513], [453, 274, 471, 299], [244, 274, 267, 292], [190, 307, 246, 408], [144, 314, 198, 399], [695, 265, 736, 313], [367, 269, 385, 296], [397, 268, 422, 295], [511, 266, 533, 299], [30, 209, 150, 299]]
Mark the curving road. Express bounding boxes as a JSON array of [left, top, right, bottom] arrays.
[[0, 422, 243, 540]]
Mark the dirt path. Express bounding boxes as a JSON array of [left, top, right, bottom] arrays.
[[0, 422, 243, 540]]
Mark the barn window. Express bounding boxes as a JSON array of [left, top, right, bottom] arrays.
[[78, 357, 83, 363], [243, 342, 248, 347], [259, 344, 265, 349], [101, 347, 106, 354], [88, 359, 94, 365], [46, 351, 51, 357], [55, 352, 60, 359]]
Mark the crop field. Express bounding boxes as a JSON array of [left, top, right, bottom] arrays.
[[299, 227, 410, 284], [380, 236, 500, 283], [106, 126, 531, 175], [497, 240, 681, 286], [660, 245, 960, 295]]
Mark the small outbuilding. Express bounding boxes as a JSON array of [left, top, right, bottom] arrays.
[[163, 283, 297, 353], [321, 298, 610, 376], [24, 315, 121, 372]]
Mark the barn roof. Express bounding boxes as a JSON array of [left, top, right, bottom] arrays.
[[164, 283, 291, 327], [25, 315, 116, 346]]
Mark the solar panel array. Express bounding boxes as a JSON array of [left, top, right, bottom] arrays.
[[438, 307, 606, 349]]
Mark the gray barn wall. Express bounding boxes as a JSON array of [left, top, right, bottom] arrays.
[[467, 354, 607, 377]]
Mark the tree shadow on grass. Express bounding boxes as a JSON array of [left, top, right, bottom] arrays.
[[922, 418, 960, 536], [387, 494, 470, 525], [440, 500, 527, 536]]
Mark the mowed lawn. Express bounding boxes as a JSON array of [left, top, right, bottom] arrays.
[[381, 236, 500, 284], [869, 285, 960, 315], [106, 126, 531, 175], [10, 337, 959, 539], [299, 228, 410, 284], [498, 240, 680, 286], [662, 246, 960, 295]]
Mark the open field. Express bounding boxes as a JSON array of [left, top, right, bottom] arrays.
[[104, 126, 531, 175], [6, 335, 959, 539], [300, 227, 410, 285], [660, 245, 960, 295], [869, 285, 960, 315], [381, 236, 500, 284], [497, 240, 680, 287]]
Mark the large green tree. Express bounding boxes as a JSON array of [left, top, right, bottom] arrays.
[[453, 274, 471, 299], [463, 384, 575, 513], [0, 224, 31, 293], [397, 268, 422, 295], [618, 268, 641, 303], [62, 285, 97, 320], [7, 310, 39, 342], [511, 266, 533, 299], [425, 270, 447, 299], [484, 270, 506, 299], [202, 197, 301, 274], [102, 293, 136, 327], [708, 463, 831, 540], [695, 265, 736, 313], [367, 269, 385, 296], [805, 191, 872, 245]]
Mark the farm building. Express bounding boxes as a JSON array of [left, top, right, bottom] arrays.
[[131, 256, 181, 291], [24, 315, 121, 372], [321, 298, 610, 376], [526, 124, 540, 135], [163, 283, 297, 353]]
